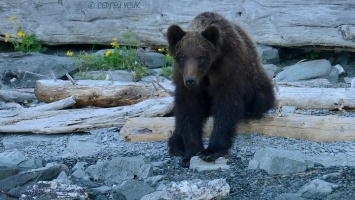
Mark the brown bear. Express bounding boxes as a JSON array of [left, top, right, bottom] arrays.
[[167, 12, 275, 167]]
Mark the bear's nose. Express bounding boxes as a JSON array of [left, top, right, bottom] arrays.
[[185, 78, 196, 87]]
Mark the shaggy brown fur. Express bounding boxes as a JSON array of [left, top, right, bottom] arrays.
[[167, 12, 275, 167]]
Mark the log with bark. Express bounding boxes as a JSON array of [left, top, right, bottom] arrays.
[[35, 80, 170, 107], [121, 115, 355, 142]]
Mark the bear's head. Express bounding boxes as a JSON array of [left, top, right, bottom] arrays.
[[167, 25, 221, 87]]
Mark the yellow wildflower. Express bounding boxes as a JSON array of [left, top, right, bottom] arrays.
[[9, 16, 17, 21], [105, 50, 112, 57], [17, 30, 26, 38], [111, 41, 118, 47], [157, 48, 164, 52], [110, 37, 118, 47], [5, 34, 10, 42], [66, 51, 74, 57]]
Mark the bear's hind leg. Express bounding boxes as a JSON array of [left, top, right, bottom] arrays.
[[245, 82, 275, 119]]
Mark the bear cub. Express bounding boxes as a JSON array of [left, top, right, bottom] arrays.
[[167, 12, 275, 167]]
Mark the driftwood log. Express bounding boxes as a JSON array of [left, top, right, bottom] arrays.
[[276, 87, 355, 110], [0, 97, 173, 134], [28, 96, 76, 111], [1, 86, 355, 135], [35, 80, 169, 107], [0, 89, 36, 102], [35, 80, 355, 110], [0, 0, 354, 50], [121, 115, 355, 142]]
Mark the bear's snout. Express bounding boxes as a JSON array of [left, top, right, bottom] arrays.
[[184, 77, 197, 87]]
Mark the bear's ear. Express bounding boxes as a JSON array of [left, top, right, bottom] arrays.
[[201, 25, 220, 47], [167, 25, 186, 55]]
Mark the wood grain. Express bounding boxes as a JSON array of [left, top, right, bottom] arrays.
[[0, 0, 354, 50]]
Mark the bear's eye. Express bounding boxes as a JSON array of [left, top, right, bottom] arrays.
[[178, 56, 186, 65], [197, 56, 205, 65]]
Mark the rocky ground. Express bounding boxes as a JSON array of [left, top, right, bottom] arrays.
[[0, 45, 355, 199], [0, 126, 355, 199]]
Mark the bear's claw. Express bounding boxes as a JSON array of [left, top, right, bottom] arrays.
[[197, 150, 227, 162], [181, 158, 191, 168]]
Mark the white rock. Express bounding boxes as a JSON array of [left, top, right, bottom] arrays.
[[189, 156, 230, 171], [161, 179, 230, 200], [334, 64, 345, 75]]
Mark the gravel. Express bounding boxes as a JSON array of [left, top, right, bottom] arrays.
[[2, 123, 355, 199]]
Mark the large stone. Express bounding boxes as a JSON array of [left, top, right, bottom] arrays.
[[0, 164, 69, 198], [141, 179, 230, 200], [1, 1, 354, 50], [249, 147, 355, 175], [275, 59, 333, 82], [112, 180, 154, 200], [0, 52, 76, 88], [20, 181, 88, 200], [0, 150, 27, 168], [0, 167, 19, 181], [248, 147, 312, 175], [61, 135, 101, 159], [85, 156, 152, 185], [311, 154, 355, 168], [140, 52, 167, 69], [0, 149, 43, 170], [297, 179, 339, 198]]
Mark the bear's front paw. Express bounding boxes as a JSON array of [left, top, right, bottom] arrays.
[[197, 149, 228, 162], [181, 157, 191, 168]]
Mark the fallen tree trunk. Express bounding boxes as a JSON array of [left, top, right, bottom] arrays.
[[121, 115, 355, 142], [0, 97, 173, 134], [35, 80, 169, 107], [36, 80, 355, 110], [2, 87, 355, 134], [277, 87, 355, 110]]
